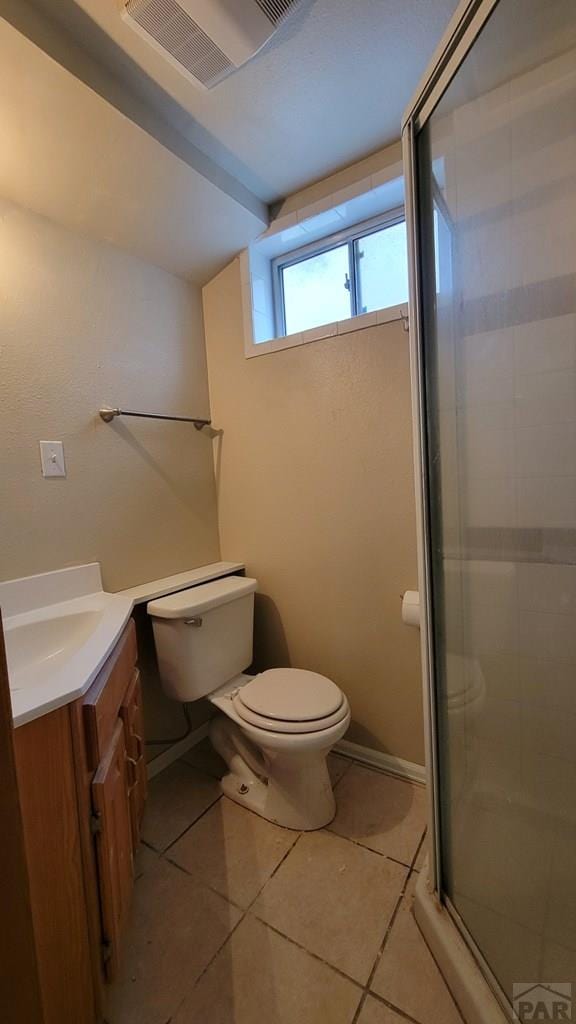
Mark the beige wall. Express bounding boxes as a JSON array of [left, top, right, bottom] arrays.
[[0, 200, 220, 591], [203, 258, 423, 763]]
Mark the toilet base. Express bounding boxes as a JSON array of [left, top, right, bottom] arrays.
[[209, 715, 337, 831]]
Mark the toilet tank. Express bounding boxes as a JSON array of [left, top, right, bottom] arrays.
[[147, 576, 257, 702]]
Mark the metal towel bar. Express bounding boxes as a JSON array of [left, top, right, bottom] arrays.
[[99, 408, 211, 430]]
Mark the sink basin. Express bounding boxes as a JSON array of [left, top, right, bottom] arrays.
[[5, 609, 106, 690], [0, 569, 133, 727]]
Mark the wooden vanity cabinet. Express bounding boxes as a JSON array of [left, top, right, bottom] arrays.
[[73, 618, 144, 986], [5, 617, 145, 1024]]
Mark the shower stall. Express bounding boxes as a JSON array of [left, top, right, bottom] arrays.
[[403, 0, 576, 1019]]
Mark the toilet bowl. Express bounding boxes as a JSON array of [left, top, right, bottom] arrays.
[[147, 576, 350, 830]]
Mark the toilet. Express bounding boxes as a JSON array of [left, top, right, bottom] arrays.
[[147, 576, 350, 830]]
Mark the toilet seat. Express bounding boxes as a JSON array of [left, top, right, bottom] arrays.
[[232, 668, 348, 735]]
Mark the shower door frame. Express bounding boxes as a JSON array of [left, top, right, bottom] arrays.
[[401, 0, 514, 1013]]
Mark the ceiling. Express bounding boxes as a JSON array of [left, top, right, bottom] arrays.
[[0, 0, 459, 282], [0, 18, 265, 283], [29, 0, 460, 205]]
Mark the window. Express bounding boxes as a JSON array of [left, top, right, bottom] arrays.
[[273, 210, 408, 337]]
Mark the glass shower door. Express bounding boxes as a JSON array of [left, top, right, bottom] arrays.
[[406, 0, 576, 1009]]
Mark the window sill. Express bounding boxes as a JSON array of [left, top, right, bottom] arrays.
[[244, 303, 408, 359]]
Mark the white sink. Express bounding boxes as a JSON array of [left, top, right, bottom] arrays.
[[0, 565, 133, 727], [0, 559, 241, 728], [6, 607, 106, 690]]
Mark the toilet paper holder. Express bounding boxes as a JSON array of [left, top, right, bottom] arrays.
[[401, 590, 420, 628]]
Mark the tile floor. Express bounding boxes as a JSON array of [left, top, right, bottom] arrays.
[[106, 739, 463, 1024]]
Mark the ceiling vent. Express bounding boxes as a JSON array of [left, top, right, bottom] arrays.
[[253, 0, 300, 25], [122, 0, 304, 89]]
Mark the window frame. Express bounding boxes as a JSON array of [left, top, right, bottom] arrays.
[[272, 205, 406, 338]]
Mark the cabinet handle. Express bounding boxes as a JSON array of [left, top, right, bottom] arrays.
[[133, 732, 144, 759], [126, 755, 138, 786]]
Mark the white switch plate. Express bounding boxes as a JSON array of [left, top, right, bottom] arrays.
[[39, 441, 66, 478]]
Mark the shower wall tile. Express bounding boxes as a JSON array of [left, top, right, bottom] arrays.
[[450, 804, 553, 932], [459, 329, 515, 404], [514, 370, 576, 428], [461, 559, 517, 610], [514, 315, 576, 374], [516, 563, 576, 613], [464, 421, 515, 480], [518, 610, 576, 662], [510, 126, 576, 199], [521, 751, 576, 827], [465, 596, 518, 656], [476, 651, 520, 701], [513, 196, 576, 287], [519, 655, 576, 713], [521, 703, 576, 764], [467, 735, 524, 804], [516, 475, 576, 528], [541, 942, 576, 990], [515, 424, 576, 478], [465, 691, 521, 749], [465, 474, 517, 529], [545, 836, 576, 951]]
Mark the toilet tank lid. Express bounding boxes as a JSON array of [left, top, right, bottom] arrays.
[[147, 576, 257, 619]]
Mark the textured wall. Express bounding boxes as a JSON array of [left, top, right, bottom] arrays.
[[0, 201, 220, 591], [203, 258, 423, 763]]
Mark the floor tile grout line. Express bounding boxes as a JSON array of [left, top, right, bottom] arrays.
[[166, 827, 302, 915], [350, 989, 370, 1024], [331, 761, 353, 790], [364, 860, 465, 1024], [243, 829, 304, 911], [365, 990, 425, 1024], [322, 822, 419, 872], [166, 831, 305, 1013], [161, 854, 245, 913], [250, 912, 365, 991], [139, 756, 428, 1021], [175, 901, 250, 1009], [387, 854, 417, 871], [352, 867, 412, 1023], [410, 829, 427, 872], [158, 793, 223, 854], [240, 829, 418, 1001]]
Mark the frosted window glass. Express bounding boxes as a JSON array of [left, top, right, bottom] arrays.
[[282, 245, 351, 335], [356, 222, 409, 312]]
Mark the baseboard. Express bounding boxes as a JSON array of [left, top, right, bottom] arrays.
[[335, 739, 426, 786], [146, 728, 426, 785], [146, 722, 210, 780]]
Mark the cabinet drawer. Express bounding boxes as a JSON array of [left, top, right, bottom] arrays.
[[83, 620, 137, 771]]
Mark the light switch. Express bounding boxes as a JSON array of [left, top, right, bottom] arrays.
[[39, 441, 66, 478]]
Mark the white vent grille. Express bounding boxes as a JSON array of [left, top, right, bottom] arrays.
[[124, 0, 234, 86], [253, 0, 303, 26]]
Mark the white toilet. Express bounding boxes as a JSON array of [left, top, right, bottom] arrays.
[[147, 576, 350, 830]]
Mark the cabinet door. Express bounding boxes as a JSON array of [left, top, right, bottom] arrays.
[[92, 720, 134, 979], [120, 669, 147, 850], [0, 614, 46, 1024]]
